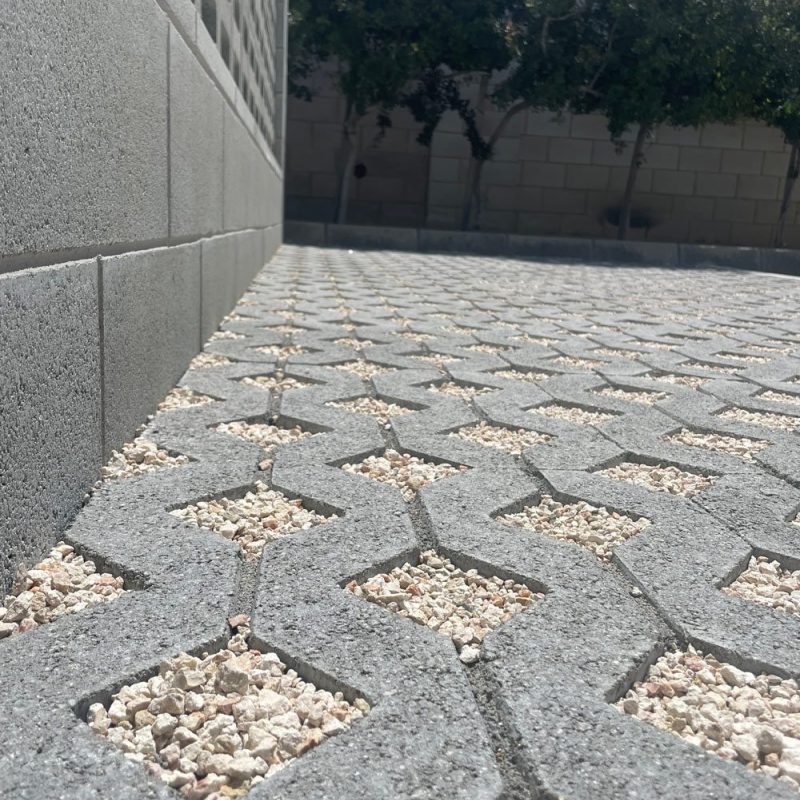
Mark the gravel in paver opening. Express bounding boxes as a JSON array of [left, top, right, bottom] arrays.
[[241, 373, 310, 393], [428, 382, 494, 400], [683, 361, 739, 375], [645, 373, 709, 389], [340, 450, 466, 501], [0, 542, 125, 639], [256, 345, 307, 358], [760, 390, 800, 407], [345, 550, 543, 664], [552, 356, 604, 369], [216, 421, 311, 470], [333, 337, 375, 349], [597, 462, 714, 496], [158, 388, 215, 414], [190, 353, 233, 369], [723, 556, 800, 617], [719, 408, 800, 433], [451, 421, 550, 455], [497, 495, 650, 562], [333, 361, 394, 380], [171, 482, 335, 559], [616, 647, 800, 792], [467, 343, 508, 354], [665, 428, 769, 462], [596, 387, 667, 406], [411, 354, 462, 369], [328, 397, 413, 425], [209, 330, 245, 342], [87, 632, 367, 798], [101, 438, 189, 481], [494, 369, 550, 383], [529, 403, 615, 426]]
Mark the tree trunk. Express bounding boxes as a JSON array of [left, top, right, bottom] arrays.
[[461, 74, 490, 231], [775, 140, 800, 248], [334, 114, 360, 225], [618, 124, 650, 241]]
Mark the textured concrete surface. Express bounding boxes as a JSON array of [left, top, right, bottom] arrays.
[[2, 244, 800, 798], [0, 260, 101, 595]]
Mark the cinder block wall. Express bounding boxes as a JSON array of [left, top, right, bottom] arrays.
[[286, 71, 800, 248], [0, 0, 286, 592]]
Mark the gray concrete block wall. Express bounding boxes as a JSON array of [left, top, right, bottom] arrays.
[[0, 0, 286, 590], [285, 72, 800, 249]]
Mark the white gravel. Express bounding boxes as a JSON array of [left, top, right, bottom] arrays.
[[87, 632, 367, 797], [723, 556, 800, 617], [553, 356, 603, 369], [596, 387, 667, 406], [101, 438, 189, 481], [497, 495, 650, 562], [190, 353, 233, 369], [645, 373, 709, 389], [665, 428, 768, 462], [760, 390, 800, 407], [616, 647, 800, 791], [341, 450, 466, 501], [716, 351, 770, 364], [256, 345, 306, 358], [598, 462, 714, 496], [328, 397, 412, 424], [529, 403, 615, 425], [411, 354, 462, 369], [171, 482, 335, 559], [345, 550, 543, 664], [510, 334, 557, 345], [333, 361, 394, 380], [241, 373, 309, 393], [0, 543, 125, 639], [158, 388, 215, 414], [333, 338, 375, 350], [684, 361, 739, 375], [451, 421, 550, 455], [494, 369, 550, 383], [209, 331, 245, 342], [467, 343, 507, 354], [216, 421, 310, 469], [428, 382, 494, 400], [719, 407, 800, 432]]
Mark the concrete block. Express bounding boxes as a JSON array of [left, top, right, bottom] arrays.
[[428, 181, 465, 208], [201, 232, 238, 340], [591, 140, 630, 167], [169, 27, 225, 237], [651, 170, 695, 196], [418, 229, 509, 255], [482, 160, 522, 187], [549, 138, 593, 164], [642, 144, 679, 170], [679, 243, 760, 269], [565, 165, 610, 191], [678, 146, 722, 173], [161, 0, 197, 42], [700, 123, 744, 149], [431, 131, 470, 159], [655, 126, 701, 146], [328, 224, 418, 251], [0, 260, 101, 593], [593, 239, 679, 266], [736, 175, 779, 201], [429, 158, 460, 184], [506, 234, 594, 261], [730, 223, 773, 248], [678, 197, 715, 220], [541, 188, 587, 214], [688, 219, 733, 244], [487, 186, 520, 211], [742, 123, 787, 152], [236, 229, 264, 294], [0, 0, 169, 257], [520, 136, 549, 161], [608, 166, 652, 193], [522, 162, 566, 188], [721, 149, 764, 175], [763, 152, 791, 177], [761, 248, 800, 276], [283, 220, 328, 245], [525, 110, 571, 137], [756, 201, 781, 225], [714, 198, 756, 224], [569, 114, 610, 140], [696, 172, 738, 198], [102, 243, 201, 457]]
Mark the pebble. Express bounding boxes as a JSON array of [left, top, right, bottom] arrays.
[[411, 354, 462, 369], [241, 373, 309, 393], [190, 353, 232, 369], [494, 369, 550, 383], [467, 343, 507, 354], [720, 407, 800, 433], [760, 390, 800, 407], [529, 403, 615, 426], [328, 397, 412, 425], [0, 542, 125, 638], [598, 461, 714, 497], [684, 361, 739, 375], [451, 421, 550, 455], [428, 382, 494, 400], [616, 647, 800, 791], [333, 337, 375, 350], [208, 330, 245, 342], [553, 356, 603, 369], [596, 387, 667, 406], [498, 494, 651, 562], [171, 482, 335, 559], [333, 361, 393, 380], [666, 428, 768, 462], [216, 420, 310, 468], [157, 388, 215, 414], [340, 449, 466, 501], [88, 636, 367, 798], [645, 373, 709, 389], [722, 556, 800, 617], [100, 438, 189, 481], [346, 550, 543, 661], [255, 345, 306, 358]]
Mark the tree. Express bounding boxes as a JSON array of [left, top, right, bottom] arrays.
[[752, 0, 800, 246], [289, 0, 513, 225], [583, 0, 764, 240]]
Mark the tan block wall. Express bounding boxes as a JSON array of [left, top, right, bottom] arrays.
[[286, 85, 800, 247]]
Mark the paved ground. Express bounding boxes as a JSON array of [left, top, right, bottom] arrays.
[[2, 244, 800, 799]]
